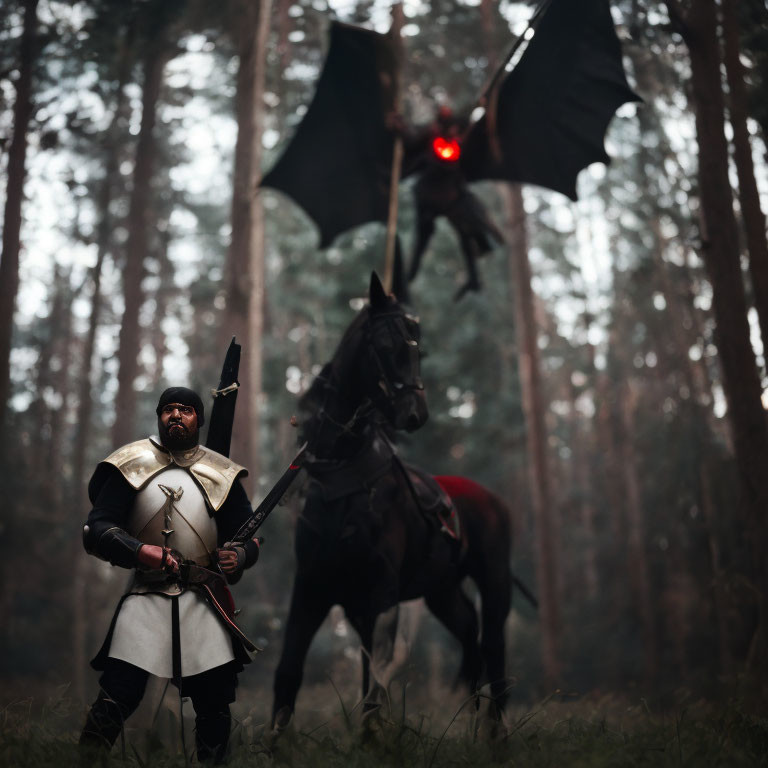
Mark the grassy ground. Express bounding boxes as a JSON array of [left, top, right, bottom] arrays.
[[1, 685, 767, 767]]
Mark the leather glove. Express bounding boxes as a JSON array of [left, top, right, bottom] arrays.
[[137, 544, 180, 573], [217, 543, 247, 578]]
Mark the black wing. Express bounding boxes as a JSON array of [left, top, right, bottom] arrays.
[[461, 0, 641, 200], [260, 22, 397, 248]]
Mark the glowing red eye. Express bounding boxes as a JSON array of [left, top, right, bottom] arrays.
[[432, 136, 461, 162]]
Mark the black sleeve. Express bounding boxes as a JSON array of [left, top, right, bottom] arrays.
[[82, 465, 143, 569], [216, 478, 260, 568]]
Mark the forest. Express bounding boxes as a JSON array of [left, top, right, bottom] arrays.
[[1, 0, 768, 764]]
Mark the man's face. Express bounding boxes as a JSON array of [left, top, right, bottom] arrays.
[[158, 403, 199, 449]]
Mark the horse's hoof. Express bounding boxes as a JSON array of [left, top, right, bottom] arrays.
[[360, 703, 386, 742], [267, 706, 293, 744], [477, 702, 506, 741], [477, 716, 504, 741]]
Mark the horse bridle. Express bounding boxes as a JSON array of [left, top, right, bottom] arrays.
[[365, 308, 425, 403], [303, 307, 424, 459]]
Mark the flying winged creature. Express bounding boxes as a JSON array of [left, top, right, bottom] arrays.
[[261, 0, 640, 299]]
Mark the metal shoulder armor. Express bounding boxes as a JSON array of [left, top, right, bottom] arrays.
[[100, 438, 172, 491], [187, 446, 248, 512], [100, 438, 248, 512]]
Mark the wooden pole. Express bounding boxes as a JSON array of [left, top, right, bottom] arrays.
[[383, 2, 404, 293], [471, 0, 552, 126]]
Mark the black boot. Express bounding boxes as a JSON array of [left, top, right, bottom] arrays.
[[79, 660, 148, 755], [195, 708, 231, 764], [79, 692, 126, 753]]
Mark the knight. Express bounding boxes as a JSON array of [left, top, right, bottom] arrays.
[[79, 386, 261, 764]]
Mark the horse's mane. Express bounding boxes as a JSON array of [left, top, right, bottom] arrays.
[[297, 306, 371, 443]]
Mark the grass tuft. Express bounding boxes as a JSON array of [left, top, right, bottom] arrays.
[[1, 693, 767, 767]]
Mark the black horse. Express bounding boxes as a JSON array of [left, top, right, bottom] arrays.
[[271, 273, 514, 733]]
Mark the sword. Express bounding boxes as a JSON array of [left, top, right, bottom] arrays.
[[179, 442, 308, 653], [228, 442, 308, 546]]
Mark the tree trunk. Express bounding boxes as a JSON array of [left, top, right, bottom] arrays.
[[568, 373, 598, 602], [699, 461, 733, 675], [617, 379, 658, 683], [73, 202, 114, 498], [276, 0, 291, 71], [649, 223, 712, 405], [150, 229, 172, 390], [0, 0, 39, 431], [71, 25, 132, 503], [71, 99, 128, 702], [71, 250, 105, 707], [112, 41, 169, 446], [26, 266, 75, 505], [45, 279, 76, 510], [670, 0, 768, 655], [722, 0, 768, 358], [680, 244, 732, 451], [503, 184, 560, 687], [631, 42, 719, 419], [29, 270, 63, 491], [221, 0, 272, 488]]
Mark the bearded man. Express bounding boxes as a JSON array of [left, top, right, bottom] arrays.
[[79, 387, 260, 764]]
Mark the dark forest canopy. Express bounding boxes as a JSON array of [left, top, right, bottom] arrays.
[[1, 0, 767, 737]]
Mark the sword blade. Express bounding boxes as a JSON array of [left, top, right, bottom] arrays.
[[231, 442, 308, 545]]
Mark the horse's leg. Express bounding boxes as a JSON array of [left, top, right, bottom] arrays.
[[346, 612, 373, 704], [425, 585, 481, 694], [349, 603, 399, 719], [271, 576, 331, 736], [459, 506, 512, 731], [370, 604, 399, 695], [476, 562, 511, 724]]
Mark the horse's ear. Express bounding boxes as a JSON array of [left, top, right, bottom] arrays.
[[369, 271, 389, 310]]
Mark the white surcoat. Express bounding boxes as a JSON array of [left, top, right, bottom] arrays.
[[108, 464, 235, 677], [109, 590, 234, 678]]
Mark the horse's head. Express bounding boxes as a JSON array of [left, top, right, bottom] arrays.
[[297, 271, 428, 452], [363, 272, 428, 433]]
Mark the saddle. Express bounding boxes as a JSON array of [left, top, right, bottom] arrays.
[[304, 435, 461, 543], [399, 462, 461, 541]]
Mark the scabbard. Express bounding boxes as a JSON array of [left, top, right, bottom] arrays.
[[195, 582, 260, 654], [181, 563, 260, 654]]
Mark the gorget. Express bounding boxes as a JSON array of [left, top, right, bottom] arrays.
[[100, 437, 246, 512]]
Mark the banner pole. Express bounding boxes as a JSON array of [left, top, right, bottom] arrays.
[[383, 2, 404, 294]]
